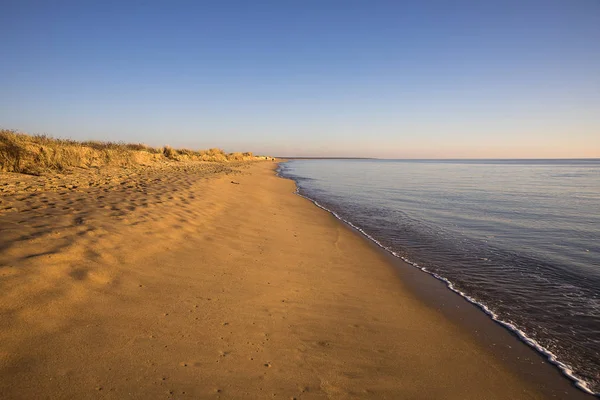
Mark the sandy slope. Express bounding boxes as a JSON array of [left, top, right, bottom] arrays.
[[0, 161, 543, 399]]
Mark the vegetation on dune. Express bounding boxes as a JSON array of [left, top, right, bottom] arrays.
[[0, 129, 270, 175]]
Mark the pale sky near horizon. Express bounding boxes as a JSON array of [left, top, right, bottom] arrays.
[[1, 1, 599, 158]]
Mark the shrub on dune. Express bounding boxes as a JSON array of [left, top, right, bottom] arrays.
[[0, 130, 270, 175]]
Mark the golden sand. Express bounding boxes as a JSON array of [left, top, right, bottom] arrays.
[[0, 161, 544, 399]]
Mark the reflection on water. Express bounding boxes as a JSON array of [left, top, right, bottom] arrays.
[[279, 159, 600, 395]]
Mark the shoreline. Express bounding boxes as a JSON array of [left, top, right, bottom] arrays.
[[293, 196, 594, 399], [0, 161, 592, 398], [278, 163, 595, 398]]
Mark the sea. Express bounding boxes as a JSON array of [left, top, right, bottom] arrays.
[[278, 159, 600, 396]]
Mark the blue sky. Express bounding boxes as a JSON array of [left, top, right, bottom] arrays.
[[1, 0, 599, 157]]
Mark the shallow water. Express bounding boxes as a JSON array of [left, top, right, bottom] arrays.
[[279, 159, 600, 395]]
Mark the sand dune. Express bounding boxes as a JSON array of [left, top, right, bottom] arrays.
[[1, 161, 549, 399]]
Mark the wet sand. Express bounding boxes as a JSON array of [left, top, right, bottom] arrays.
[[0, 161, 587, 399]]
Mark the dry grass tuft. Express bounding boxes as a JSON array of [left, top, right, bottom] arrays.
[[0, 129, 268, 175], [163, 146, 178, 160]]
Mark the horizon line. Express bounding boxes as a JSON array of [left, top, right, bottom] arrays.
[[277, 157, 600, 160]]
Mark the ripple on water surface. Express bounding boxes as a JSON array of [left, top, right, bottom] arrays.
[[279, 159, 600, 395]]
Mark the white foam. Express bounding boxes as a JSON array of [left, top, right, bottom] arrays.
[[277, 166, 597, 396]]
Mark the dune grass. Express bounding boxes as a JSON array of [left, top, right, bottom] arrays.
[[0, 130, 262, 175]]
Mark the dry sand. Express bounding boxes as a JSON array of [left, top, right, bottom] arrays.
[[0, 161, 554, 399]]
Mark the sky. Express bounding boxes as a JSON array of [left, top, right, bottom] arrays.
[[1, 0, 599, 158]]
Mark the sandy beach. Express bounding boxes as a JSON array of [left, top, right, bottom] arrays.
[[0, 161, 585, 399]]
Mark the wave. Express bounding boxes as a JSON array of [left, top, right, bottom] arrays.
[[276, 164, 597, 397]]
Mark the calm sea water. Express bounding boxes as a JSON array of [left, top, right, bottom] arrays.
[[278, 159, 600, 395]]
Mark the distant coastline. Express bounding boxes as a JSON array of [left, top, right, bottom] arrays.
[[276, 156, 376, 160], [278, 157, 600, 162]]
